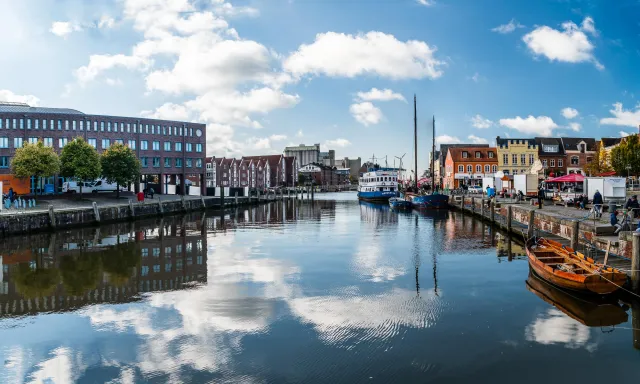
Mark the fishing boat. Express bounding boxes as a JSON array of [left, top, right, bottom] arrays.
[[405, 95, 449, 210], [526, 237, 627, 295], [357, 167, 399, 202], [389, 197, 412, 210], [526, 271, 628, 327]]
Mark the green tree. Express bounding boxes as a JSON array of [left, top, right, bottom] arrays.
[[11, 141, 61, 195], [584, 142, 613, 176], [12, 263, 60, 299], [297, 173, 309, 185], [611, 135, 640, 177], [101, 242, 141, 286], [60, 252, 102, 296], [60, 137, 101, 197], [100, 143, 141, 198]]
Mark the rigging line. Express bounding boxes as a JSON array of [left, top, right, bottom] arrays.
[[592, 271, 640, 300]]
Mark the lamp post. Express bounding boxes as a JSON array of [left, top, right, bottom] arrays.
[[627, 164, 632, 180]]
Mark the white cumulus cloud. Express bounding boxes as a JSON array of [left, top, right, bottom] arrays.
[[325, 138, 351, 148], [97, 15, 116, 29], [50, 21, 81, 38], [499, 115, 558, 136], [522, 17, 603, 70], [0, 89, 40, 106], [470, 114, 493, 129], [350, 102, 383, 126], [491, 19, 524, 34], [269, 134, 287, 141], [356, 88, 406, 102], [417, 0, 435, 6], [468, 135, 489, 144], [435, 135, 461, 145], [568, 122, 581, 132], [283, 31, 445, 80], [561, 107, 579, 119], [600, 102, 640, 127], [620, 131, 630, 137], [581, 16, 597, 36]]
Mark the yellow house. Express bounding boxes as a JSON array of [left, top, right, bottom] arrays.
[[495, 137, 538, 175]]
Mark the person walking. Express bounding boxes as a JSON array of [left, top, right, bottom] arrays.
[[537, 186, 544, 209], [592, 189, 603, 218]]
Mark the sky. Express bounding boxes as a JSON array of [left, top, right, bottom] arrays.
[[1, 0, 639, 174]]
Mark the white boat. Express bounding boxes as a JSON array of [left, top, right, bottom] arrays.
[[357, 167, 400, 202]]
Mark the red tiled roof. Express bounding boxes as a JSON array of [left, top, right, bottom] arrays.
[[448, 147, 498, 163]]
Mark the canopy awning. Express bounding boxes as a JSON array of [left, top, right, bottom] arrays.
[[546, 173, 585, 183]]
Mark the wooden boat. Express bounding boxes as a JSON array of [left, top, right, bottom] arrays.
[[526, 271, 628, 327], [526, 237, 627, 295]]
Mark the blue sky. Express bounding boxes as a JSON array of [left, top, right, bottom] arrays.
[[1, 0, 639, 173]]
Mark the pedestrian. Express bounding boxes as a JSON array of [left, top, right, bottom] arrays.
[[148, 187, 155, 199], [626, 195, 640, 218], [611, 209, 622, 234], [8, 187, 14, 202], [592, 189, 603, 218], [537, 186, 544, 209]]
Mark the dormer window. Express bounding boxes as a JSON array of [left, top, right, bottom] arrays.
[[488, 152, 494, 158], [543, 144, 558, 153], [462, 151, 468, 158], [475, 151, 481, 158]]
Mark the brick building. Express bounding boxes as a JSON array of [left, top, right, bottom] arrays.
[[560, 137, 596, 175], [535, 137, 566, 177], [0, 102, 206, 195], [206, 154, 297, 189], [299, 163, 350, 186], [444, 147, 498, 189]]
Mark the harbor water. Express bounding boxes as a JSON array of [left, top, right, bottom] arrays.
[[1, 192, 639, 383]]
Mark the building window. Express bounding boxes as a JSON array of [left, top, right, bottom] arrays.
[[503, 154, 508, 165], [0, 119, 3, 128], [44, 138, 53, 147], [57, 120, 62, 130], [133, 123, 137, 133], [152, 248, 160, 257], [59, 138, 68, 148], [492, 165, 497, 173], [550, 159, 555, 167], [176, 158, 183, 167], [466, 165, 472, 173], [153, 141, 160, 151], [164, 142, 171, 151], [141, 141, 148, 150], [71, 121, 76, 130], [512, 154, 518, 165], [35, 119, 39, 129], [0, 138, 8, 148], [462, 151, 468, 158], [571, 156, 579, 165], [14, 138, 23, 148], [99, 122, 104, 132], [586, 156, 593, 163], [543, 144, 558, 152], [127, 123, 131, 133], [79, 121, 83, 131], [475, 152, 481, 158], [485, 165, 490, 173], [168, 127, 172, 136], [186, 143, 192, 152], [186, 158, 193, 167], [196, 143, 202, 153], [102, 139, 110, 149], [476, 165, 481, 173], [488, 152, 494, 158], [521, 154, 526, 164], [88, 138, 97, 148], [27, 119, 31, 129], [0, 156, 8, 168], [558, 159, 563, 167], [145, 124, 149, 134], [162, 126, 166, 135], [196, 159, 202, 168], [51, 120, 55, 130], [513, 169, 518, 174], [19, 119, 24, 129], [141, 157, 148, 167], [152, 157, 160, 167], [128, 140, 136, 150], [529, 154, 534, 165], [65, 120, 69, 130], [175, 142, 182, 152], [164, 158, 171, 167], [542, 159, 547, 167], [115, 139, 124, 145], [28, 137, 38, 144], [42, 119, 47, 130]]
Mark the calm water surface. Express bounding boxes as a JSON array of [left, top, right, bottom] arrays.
[[1, 192, 639, 383]]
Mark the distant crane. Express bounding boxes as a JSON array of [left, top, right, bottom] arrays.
[[395, 153, 406, 181]]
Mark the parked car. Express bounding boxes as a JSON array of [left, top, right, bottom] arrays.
[[88, 179, 128, 194], [62, 181, 94, 193]]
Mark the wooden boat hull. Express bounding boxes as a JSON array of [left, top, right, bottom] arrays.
[[526, 238, 627, 295]]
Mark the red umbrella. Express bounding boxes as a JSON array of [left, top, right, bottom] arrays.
[[596, 171, 616, 177], [546, 173, 585, 183]]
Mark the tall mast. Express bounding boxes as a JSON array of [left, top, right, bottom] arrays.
[[414, 95, 418, 186], [431, 116, 435, 193]]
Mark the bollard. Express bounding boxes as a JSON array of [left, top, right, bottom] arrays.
[[48, 205, 56, 229], [570, 220, 579, 251], [490, 200, 495, 223], [128, 199, 135, 219], [528, 210, 535, 239], [507, 205, 512, 232], [632, 232, 640, 292], [93, 202, 101, 223]]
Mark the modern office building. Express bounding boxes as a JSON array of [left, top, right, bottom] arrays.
[[0, 102, 206, 195], [284, 143, 320, 169]]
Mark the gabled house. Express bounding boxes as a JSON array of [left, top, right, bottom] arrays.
[[444, 147, 498, 189], [535, 137, 566, 177], [560, 137, 596, 175]]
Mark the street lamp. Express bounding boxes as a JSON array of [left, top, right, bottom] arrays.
[[626, 164, 632, 179]]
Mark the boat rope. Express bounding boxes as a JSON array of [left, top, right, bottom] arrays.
[[591, 271, 640, 300]]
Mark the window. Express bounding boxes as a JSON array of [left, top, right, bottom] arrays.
[[152, 141, 160, 151], [475, 151, 481, 159], [128, 140, 136, 150], [42, 119, 47, 130], [65, 120, 69, 130], [176, 158, 183, 167], [145, 124, 149, 134], [586, 156, 593, 163], [542, 159, 547, 167], [512, 154, 518, 165], [94, 121, 98, 131], [559, 159, 563, 167], [102, 139, 110, 149], [513, 169, 518, 174], [59, 138, 68, 148], [133, 123, 137, 133], [44, 138, 53, 147], [485, 165, 490, 173], [543, 144, 558, 152], [51, 120, 55, 130], [162, 126, 166, 135], [141, 140, 148, 150], [57, 120, 62, 130], [196, 159, 202, 168], [79, 121, 83, 131], [462, 151, 468, 158], [152, 248, 160, 257], [14, 138, 23, 148], [141, 157, 148, 167], [115, 139, 124, 145], [175, 142, 182, 151], [164, 142, 171, 151], [153, 265, 160, 273], [466, 165, 472, 173], [196, 143, 202, 153], [164, 158, 172, 167], [503, 154, 508, 165], [174, 127, 177, 136], [476, 165, 481, 173], [152, 157, 160, 167], [488, 151, 494, 158], [529, 154, 534, 165], [550, 159, 555, 167], [168, 127, 172, 136], [165, 263, 172, 272], [127, 123, 131, 133], [88, 138, 97, 148], [521, 154, 526, 164], [185, 143, 192, 152], [0, 156, 8, 168], [0, 138, 8, 148], [186, 158, 193, 167], [27, 119, 31, 129], [180, 127, 183, 136], [28, 137, 38, 144], [571, 156, 579, 165], [0, 119, 2, 128], [19, 119, 24, 129], [35, 119, 39, 129], [492, 165, 497, 173]]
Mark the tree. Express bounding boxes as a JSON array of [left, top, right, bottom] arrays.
[[611, 135, 640, 177], [60, 137, 101, 197], [11, 141, 61, 195], [60, 252, 102, 296], [297, 173, 309, 185], [100, 142, 141, 198], [101, 242, 140, 286], [12, 263, 60, 299], [584, 142, 613, 176]]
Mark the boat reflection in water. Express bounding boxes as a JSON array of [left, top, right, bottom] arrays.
[[526, 270, 628, 327]]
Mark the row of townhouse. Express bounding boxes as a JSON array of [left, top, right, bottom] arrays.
[[205, 155, 298, 189]]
